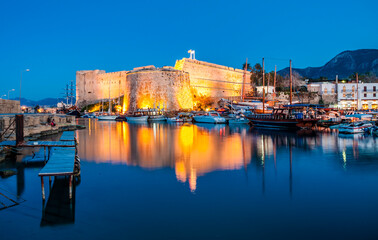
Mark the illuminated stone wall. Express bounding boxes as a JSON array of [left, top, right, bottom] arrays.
[[76, 70, 128, 106], [76, 58, 250, 110], [174, 58, 251, 100], [126, 66, 193, 112]]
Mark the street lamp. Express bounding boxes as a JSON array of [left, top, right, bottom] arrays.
[[8, 89, 15, 100], [20, 69, 30, 102]]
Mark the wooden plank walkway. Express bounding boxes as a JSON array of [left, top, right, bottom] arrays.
[[0, 140, 75, 147]]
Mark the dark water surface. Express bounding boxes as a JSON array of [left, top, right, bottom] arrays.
[[2, 119, 378, 240]]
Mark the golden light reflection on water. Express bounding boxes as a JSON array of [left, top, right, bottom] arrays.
[[76, 120, 378, 192], [77, 120, 253, 191]]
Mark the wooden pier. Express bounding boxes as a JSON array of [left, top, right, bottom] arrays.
[[1, 131, 80, 201]]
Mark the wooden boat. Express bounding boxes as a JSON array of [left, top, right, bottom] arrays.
[[245, 106, 319, 130], [167, 112, 193, 123], [193, 111, 226, 124]]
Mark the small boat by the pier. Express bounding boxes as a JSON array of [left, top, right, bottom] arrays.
[[228, 113, 249, 124], [338, 122, 373, 134], [167, 117, 184, 123], [193, 111, 226, 124], [148, 115, 167, 122], [97, 115, 117, 121], [370, 126, 378, 136], [126, 115, 149, 123], [167, 112, 193, 123]]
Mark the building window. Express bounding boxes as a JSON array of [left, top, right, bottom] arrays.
[[364, 86, 367, 91], [331, 88, 335, 93], [374, 86, 376, 91], [374, 93, 376, 97], [324, 88, 327, 94], [364, 94, 367, 97], [352, 86, 355, 92], [343, 86, 346, 92]]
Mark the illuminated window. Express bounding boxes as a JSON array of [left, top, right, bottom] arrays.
[[331, 88, 335, 93], [324, 88, 327, 94], [352, 86, 355, 92], [343, 94, 346, 97], [343, 86, 346, 92]]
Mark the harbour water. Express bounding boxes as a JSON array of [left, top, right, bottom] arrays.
[[1, 119, 378, 239]]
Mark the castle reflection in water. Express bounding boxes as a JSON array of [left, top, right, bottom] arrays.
[[76, 120, 378, 192]]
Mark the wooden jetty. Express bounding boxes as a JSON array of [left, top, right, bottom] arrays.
[[0, 131, 80, 201]]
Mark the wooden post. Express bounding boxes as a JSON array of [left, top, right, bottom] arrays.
[[15, 114, 24, 146], [262, 58, 265, 114], [69, 175, 73, 199], [41, 177, 45, 201], [289, 60, 293, 105]]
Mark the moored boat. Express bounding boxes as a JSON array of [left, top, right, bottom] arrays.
[[245, 105, 319, 130], [97, 115, 117, 121], [126, 115, 149, 123], [148, 115, 167, 122], [193, 111, 226, 124], [338, 122, 373, 134]]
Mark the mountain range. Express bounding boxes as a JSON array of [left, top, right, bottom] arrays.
[[11, 98, 75, 107], [278, 49, 378, 79]]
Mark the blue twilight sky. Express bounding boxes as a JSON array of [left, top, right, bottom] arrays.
[[0, 0, 377, 100]]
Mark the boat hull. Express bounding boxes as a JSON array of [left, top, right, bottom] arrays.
[[247, 118, 318, 129], [126, 116, 149, 122], [193, 116, 226, 124], [148, 116, 167, 122], [97, 116, 117, 121]]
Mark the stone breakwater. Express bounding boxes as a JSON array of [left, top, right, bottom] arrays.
[[0, 114, 77, 142]]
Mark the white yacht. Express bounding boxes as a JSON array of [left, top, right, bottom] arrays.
[[193, 111, 226, 124]]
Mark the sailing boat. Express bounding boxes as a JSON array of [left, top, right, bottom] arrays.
[[98, 80, 117, 121]]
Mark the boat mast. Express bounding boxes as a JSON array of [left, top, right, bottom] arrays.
[[289, 59, 293, 105], [273, 65, 277, 102], [262, 58, 265, 114], [356, 73, 359, 110], [242, 58, 248, 102], [108, 79, 112, 114]]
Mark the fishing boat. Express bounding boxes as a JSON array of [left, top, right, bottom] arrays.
[[193, 111, 226, 124], [338, 122, 373, 134], [245, 105, 319, 130]]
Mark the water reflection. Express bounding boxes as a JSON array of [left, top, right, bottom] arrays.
[[77, 119, 378, 192]]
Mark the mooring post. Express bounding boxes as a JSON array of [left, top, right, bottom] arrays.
[[41, 177, 45, 201], [15, 114, 24, 146], [69, 175, 73, 199]]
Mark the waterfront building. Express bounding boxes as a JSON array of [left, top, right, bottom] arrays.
[[307, 82, 378, 110]]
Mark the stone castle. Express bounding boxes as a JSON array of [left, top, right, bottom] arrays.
[[76, 58, 251, 112]]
